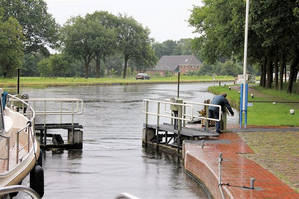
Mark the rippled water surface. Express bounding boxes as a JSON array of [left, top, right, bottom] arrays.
[[21, 82, 236, 199]]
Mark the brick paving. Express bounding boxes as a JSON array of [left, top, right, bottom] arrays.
[[184, 133, 299, 199]]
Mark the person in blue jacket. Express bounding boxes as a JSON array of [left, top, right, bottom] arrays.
[[208, 93, 234, 133]]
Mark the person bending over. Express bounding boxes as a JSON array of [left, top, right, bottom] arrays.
[[208, 93, 234, 133]]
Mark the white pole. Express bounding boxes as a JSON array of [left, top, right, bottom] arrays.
[[242, 0, 250, 111]]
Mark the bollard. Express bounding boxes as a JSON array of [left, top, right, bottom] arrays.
[[250, 178, 256, 189]]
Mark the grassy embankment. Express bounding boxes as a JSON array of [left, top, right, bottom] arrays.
[[0, 75, 234, 89], [208, 85, 299, 126]]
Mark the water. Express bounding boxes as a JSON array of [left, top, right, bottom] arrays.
[[21, 82, 236, 199]]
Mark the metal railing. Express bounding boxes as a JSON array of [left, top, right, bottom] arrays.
[[2, 94, 37, 172], [144, 99, 222, 130], [15, 122, 36, 165], [27, 98, 84, 125], [0, 185, 40, 199]]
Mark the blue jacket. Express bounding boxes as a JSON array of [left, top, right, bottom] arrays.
[[208, 95, 234, 115]]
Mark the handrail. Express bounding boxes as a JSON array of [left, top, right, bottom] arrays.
[[9, 98, 84, 115], [4, 94, 37, 171], [143, 99, 222, 123], [115, 193, 140, 199], [23, 98, 84, 126], [0, 185, 40, 199], [8, 94, 36, 122], [28, 98, 83, 115]]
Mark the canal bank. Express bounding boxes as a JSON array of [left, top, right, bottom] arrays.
[[0, 76, 234, 89], [142, 86, 299, 198], [183, 130, 299, 199], [143, 124, 299, 198]]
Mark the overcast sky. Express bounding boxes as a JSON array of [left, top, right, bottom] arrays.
[[44, 0, 203, 42]]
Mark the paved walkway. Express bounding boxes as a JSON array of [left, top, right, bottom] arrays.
[[183, 132, 299, 199]]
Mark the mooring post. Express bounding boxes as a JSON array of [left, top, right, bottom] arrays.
[[250, 178, 256, 189], [218, 152, 226, 199], [218, 152, 223, 186]]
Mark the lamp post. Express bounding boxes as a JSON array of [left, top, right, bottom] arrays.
[[240, 0, 250, 128]]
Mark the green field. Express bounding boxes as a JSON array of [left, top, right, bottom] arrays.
[[0, 76, 234, 89], [208, 85, 299, 126]]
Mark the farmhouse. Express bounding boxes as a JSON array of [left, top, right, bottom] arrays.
[[149, 55, 202, 76]]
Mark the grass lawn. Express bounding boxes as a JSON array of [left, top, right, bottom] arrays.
[[0, 76, 234, 89], [208, 85, 299, 126]]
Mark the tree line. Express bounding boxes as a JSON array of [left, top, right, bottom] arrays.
[[0, 0, 197, 79], [0, 0, 159, 78], [189, 0, 299, 93], [1, 0, 297, 92]]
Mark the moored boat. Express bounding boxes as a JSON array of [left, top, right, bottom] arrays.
[[0, 91, 43, 198]]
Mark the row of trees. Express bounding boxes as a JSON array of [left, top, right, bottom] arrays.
[[189, 0, 299, 93], [0, 0, 198, 79], [0, 0, 159, 78], [62, 12, 157, 78]]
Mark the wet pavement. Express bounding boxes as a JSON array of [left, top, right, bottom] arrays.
[[184, 132, 299, 198]]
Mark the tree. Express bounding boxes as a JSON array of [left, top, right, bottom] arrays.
[[86, 11, 118, 77], [0, 13, 24, 77], [62, 16, 95, 78], [250, 0, 299, 92], [0, 0, 59, 53], [153, 39, 193, 58], [22, 52, 44, 77], [189, 0, 245, 64], [189, 0, 299, 93], [117, 15, 156, 78], [37, 53, 75, 77], [176, 39, 193, 55]]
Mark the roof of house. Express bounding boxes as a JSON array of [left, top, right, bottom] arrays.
[[154, 55, 202, 71]]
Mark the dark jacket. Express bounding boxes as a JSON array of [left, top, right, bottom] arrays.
[[208, 95, 234, 115]]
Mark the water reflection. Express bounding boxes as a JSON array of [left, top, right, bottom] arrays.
[[19, 82, 235, 199]]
